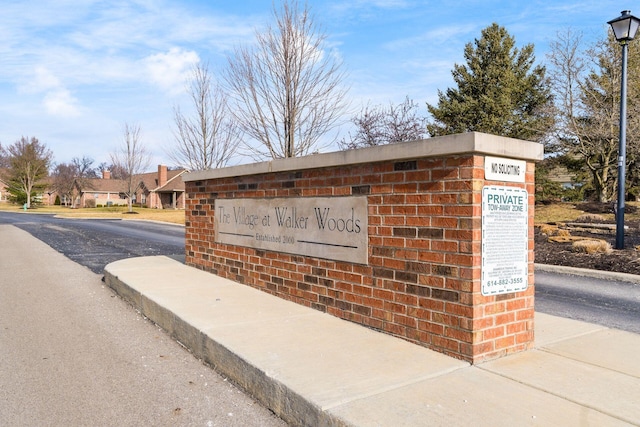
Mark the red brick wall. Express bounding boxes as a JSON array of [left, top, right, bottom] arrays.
[[185, 153, 535, 363]]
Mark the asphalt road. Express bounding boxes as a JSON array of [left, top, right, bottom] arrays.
[[535, 269, 640, 334], [0, 212, 185, 273], [0, 217, 286, 426]]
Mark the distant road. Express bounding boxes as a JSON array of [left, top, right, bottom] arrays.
[[0, 211, 184, 273]]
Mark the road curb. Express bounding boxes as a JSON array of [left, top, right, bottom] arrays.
[[535, 263, 640, 284]]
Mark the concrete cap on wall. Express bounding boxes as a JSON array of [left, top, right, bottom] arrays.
[[184, 132, 544, 182]]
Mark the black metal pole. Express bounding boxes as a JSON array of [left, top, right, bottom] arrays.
[[616, 41, 629, 249]]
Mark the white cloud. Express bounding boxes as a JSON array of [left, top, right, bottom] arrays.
[[16, 66, 82, 118], [19, 67, 61, 94], [43, 89, 82, 118], [143, 47, 200, 95]]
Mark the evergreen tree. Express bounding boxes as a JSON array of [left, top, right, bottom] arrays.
[[427, 23, 553, 142]]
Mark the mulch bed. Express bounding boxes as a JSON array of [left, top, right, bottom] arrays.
[[534, 202, 640, 276]]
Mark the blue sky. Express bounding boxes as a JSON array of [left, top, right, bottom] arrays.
[[0, 1, 629, 168]]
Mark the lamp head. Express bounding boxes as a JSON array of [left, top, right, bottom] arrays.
[[608, 10, 640, 43]]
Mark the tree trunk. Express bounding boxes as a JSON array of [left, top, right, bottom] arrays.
[[25, 183, 32, 209]]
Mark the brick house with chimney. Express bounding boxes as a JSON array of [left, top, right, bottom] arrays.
[[72, 170, 128, 208], [136, 165, 187, 209], [72, 165, 187, 209]]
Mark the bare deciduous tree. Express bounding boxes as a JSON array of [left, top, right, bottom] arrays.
[[97, 161, 127, 180], [224, 0, 348, 159], [548, 29, 640, 202], [71, 156, 98, 179], [110, 123, 151, 213], [169, 63, 241, 170], [52, 156, 97, 206], [0, 144, 8, 168], [339, 97, 427, 150], [52, 163, 77, 206]]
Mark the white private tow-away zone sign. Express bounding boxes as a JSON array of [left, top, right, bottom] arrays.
[[481, 186, 529, 296]]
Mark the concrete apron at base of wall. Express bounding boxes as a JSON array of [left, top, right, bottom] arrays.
[[103, 264, 470, 427]]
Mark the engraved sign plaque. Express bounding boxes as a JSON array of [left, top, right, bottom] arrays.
[[215, 196, 368, 264]]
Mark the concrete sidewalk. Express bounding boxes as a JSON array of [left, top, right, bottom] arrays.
[[104, 256, 640, 427]]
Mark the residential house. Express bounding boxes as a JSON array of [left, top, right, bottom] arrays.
[[39, 176, 58, 206], [547, 164, 576, 190], [73, 170, 128, 208], [137, 165, 187, 209], [72, 166, 187, 209]]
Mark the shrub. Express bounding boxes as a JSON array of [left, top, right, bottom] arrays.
[[84, 199, 96, 208], [572, 239, 612, 254], [575, 213, 606, 223], [539, 224, 556, 235], [539, 225, 571, 238]]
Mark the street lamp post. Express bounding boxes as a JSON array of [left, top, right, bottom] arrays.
[[608, 10, 640, 249]]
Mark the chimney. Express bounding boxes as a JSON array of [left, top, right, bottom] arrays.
[[102, 170, 111, 180], [158, 165, 167, 187]]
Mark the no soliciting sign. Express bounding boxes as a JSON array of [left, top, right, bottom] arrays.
[[481, 186, 529, 296]]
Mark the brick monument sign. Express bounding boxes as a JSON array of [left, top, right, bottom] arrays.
[[183, 132, 542, 363]]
